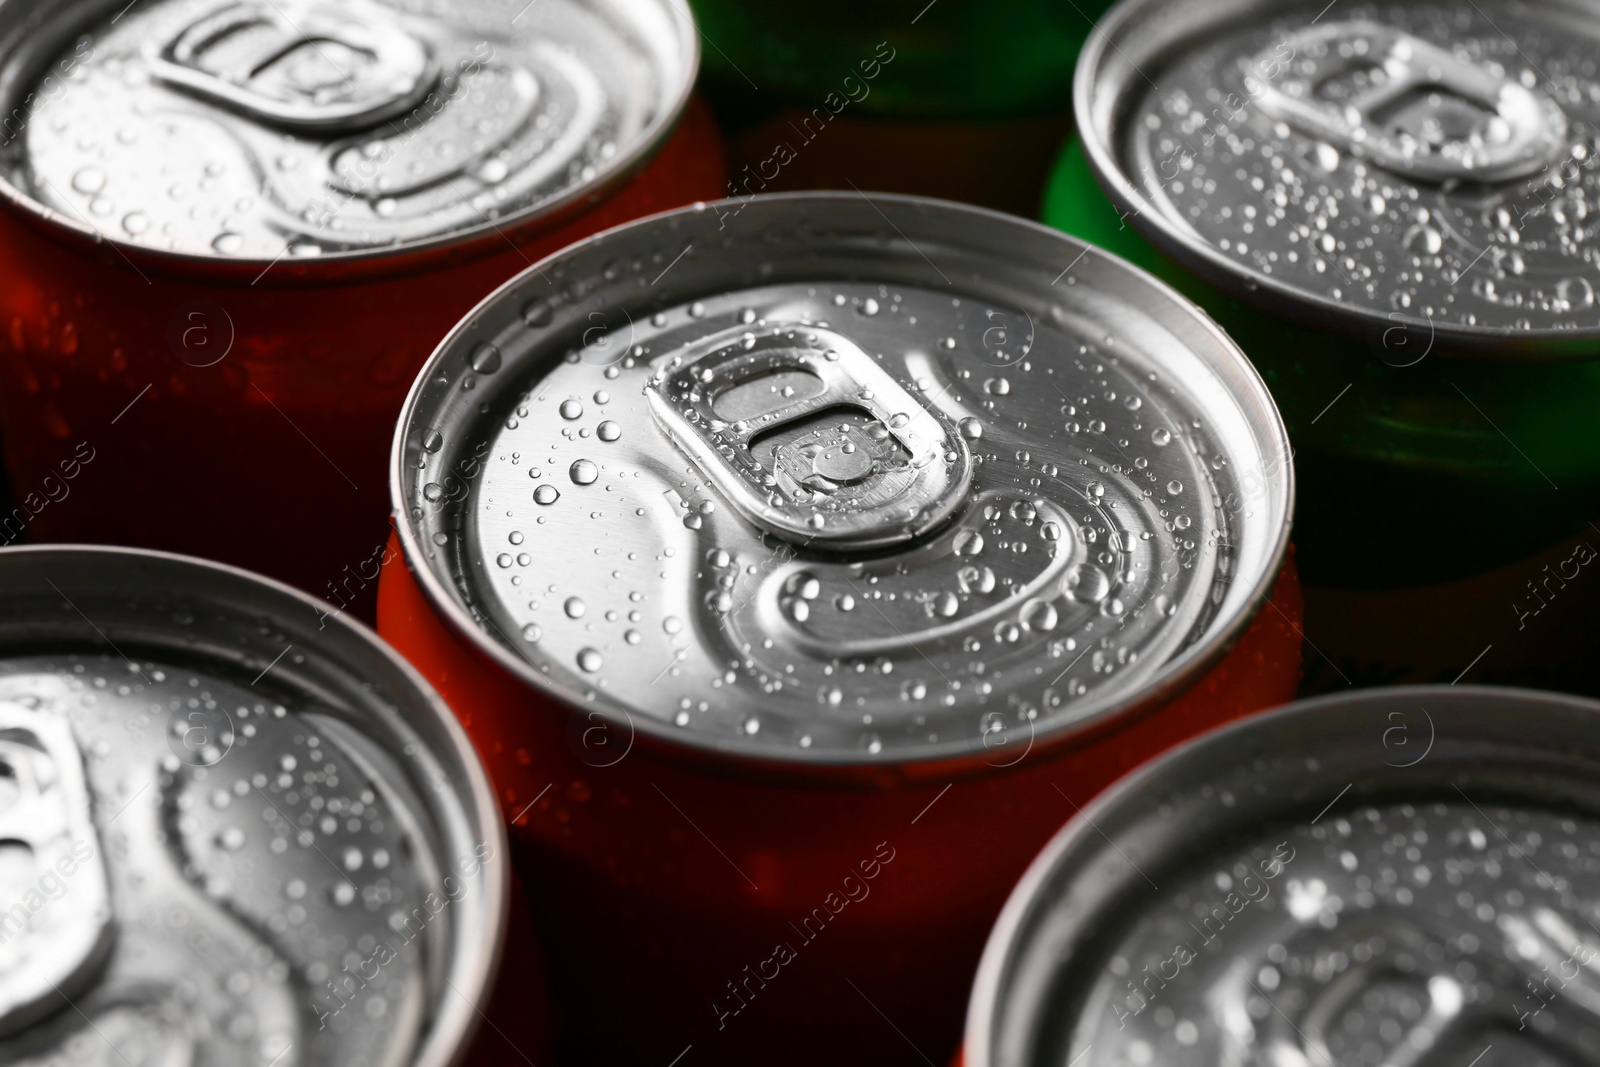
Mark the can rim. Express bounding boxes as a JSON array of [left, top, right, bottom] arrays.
[[962, 683, 1600, 1067], [388, 190, 1295, 774], [0, 543, 509, 1067], [0, 0, 701, 284], [1072, 0, 1600, 358]]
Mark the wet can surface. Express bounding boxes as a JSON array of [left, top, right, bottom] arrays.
[[0, 545, 520, 1067], [690, 0, 1116, 215], [966, 685, 1600, 1067], [1056, 0, 1600, 692], [0, 0, 723, 618], [379, 192, 1303, 1065]]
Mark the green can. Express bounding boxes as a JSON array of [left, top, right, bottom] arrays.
[[1054, 0, 1600, 692], [689, 0, 1108, 121], [689, 0, 1118, 214]]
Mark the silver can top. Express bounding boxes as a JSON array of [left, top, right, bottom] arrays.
[[1077, 0, 1600, 355], [967, 686, 1600, 1067], [393, 193, 1292, 769], [0, 546, 503, 1067], [0, 0, 695, 262]]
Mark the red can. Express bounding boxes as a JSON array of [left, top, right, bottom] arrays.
[[0, 0, 723, 619], [379, 193, 1303, 1066]]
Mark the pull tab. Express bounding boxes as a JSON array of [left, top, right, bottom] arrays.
[[645, 323, 973, 549], [151, 0, 439, 133], [1252, 20, 1568, 182], [0, 702, 112, 1037]]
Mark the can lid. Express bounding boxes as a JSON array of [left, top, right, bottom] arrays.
[[393, 193, 1292, 770], [0, 0, 696, 264], [1076, 0, 1600, 356], [0, 546, 504, 1067], [965, 686, 1600, 1067]]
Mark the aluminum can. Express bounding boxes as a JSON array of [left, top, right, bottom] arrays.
[[0, 0, 723, 620], [966, 684, 1600, 1067], [0, 544, 519, 1067], [689, 0, 1116, 215], [378, 192, 1303, 1066], [1058, 0, 1600, 692]]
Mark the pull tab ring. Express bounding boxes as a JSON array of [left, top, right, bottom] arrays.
[[152, 0, 439, 134]]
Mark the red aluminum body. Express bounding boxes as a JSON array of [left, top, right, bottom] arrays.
[[0, 98, 724, 618], [378, 538, 1303, 1067]]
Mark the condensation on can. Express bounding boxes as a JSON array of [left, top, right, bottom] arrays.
[[966, 685, 1600, 1067], [1076, 0, 1600, 355], [0, 546, 508, 1067], [0, 0, 698, 265], [391, 191, 1294, 769]]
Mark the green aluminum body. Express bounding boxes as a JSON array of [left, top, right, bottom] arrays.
[[688, 0, 1116, 121], [1045, 136, 1600, 590]]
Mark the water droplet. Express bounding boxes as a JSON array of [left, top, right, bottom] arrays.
[[1009, 500, 1037, 522], [1167, 480, 1184, 495], [522, 300, 553, 327], [121, 211, 149, 235], [859, 298, 880, 316], [564, 597, 585, 618], [1041, 521, 1062, 542], [522, 623, 542, 642], [597, 420, 621, 442], [422, 430, 443, 452], [212, 232, 243, 255], [958, 565, 996, 594], [958, 417, 983, 440], [1067, 565, 1111, 603], [576, 648, 603, 672], [953, 530, 985, 555], [834, 594, 856, 611], [663, 616, 683, 635], [1403, 225, 1444, 256], [1151, 427, 1172, 446], [984, 378, 1010, 395], [1558, 277, 1596, 308], [470, 343, 502, 373], [72, 166, 106, 194], [559, 399, 583, 420], [1020, 598, 1058, 631], [534, 484, 560, 505], [570, 459, 598, 485], [423, 482, 444, 502]]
